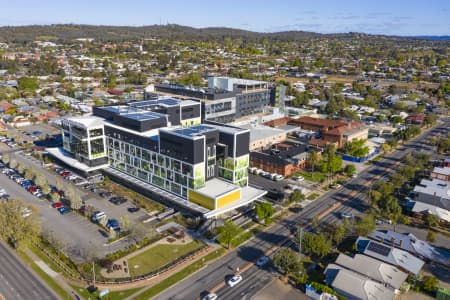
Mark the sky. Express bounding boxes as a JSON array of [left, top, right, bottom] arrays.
[[0, 0, 448, 36]]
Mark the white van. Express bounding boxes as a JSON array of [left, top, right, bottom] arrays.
[[91, 211, 106, 222]]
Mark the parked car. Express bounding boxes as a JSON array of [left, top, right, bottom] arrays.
[[227, 274, 243, 287], [256, 256, 269, 267], [109, 197, 127, 205], [127, 207, 140, 213], [91, 211, 106, 222], [106, 219, 120, 231], [58, 206, 72, 215], [52, 202, 64, 209]]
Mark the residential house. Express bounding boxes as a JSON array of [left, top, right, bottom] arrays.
[[411, 178, 450, 210], [355, 237, 424, 275], [369, 230, 449, 265], [431, 167, 450, 182], [324, 265, 395, 300], [333, 253, 407, 290]]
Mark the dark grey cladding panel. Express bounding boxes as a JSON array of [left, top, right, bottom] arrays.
[[204, 129, 219, 146], [104, 125, 158, 151], [218, 131, 235, 157], [159, 131, 204, 164], [93, 106, 116, 120], [181, 104, 201, 120], [235, 131, 250, 157], [112, 114, 167, 132]]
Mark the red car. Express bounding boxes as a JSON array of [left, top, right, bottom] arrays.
[[27, 186, 38, 192], [60, 171, 71, 177], [52, 202, 64, 209]]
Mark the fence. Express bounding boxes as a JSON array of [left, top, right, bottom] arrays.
[[35, 241, 209, 285], [341, 149, 380, 163]]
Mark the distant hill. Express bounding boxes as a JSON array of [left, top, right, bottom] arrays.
[[0, 24, 447, 43], [0, 24, 323, 43], [409, 36, 450, 41]]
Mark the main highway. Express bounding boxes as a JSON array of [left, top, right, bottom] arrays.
[[0, 241, 59, 300], [152, 120, 449, 300]]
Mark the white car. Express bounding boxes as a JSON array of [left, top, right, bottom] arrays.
[[201, 293, 218, 300], [227, 274, 242, 287], [295, 176, 305, 182], [256, 256, 269, 267]]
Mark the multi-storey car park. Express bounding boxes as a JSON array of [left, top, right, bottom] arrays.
[[48, 97, 266, 219]]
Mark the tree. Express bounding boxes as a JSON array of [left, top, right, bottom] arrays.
[[425, 213, 439, 228], [217, 220, 243, 249], [381, 143, 391, 154], [273, 248, 302, 275], [41, 183, 51, 195], [343, 139, 370, 158], [307, 150, 321, 176], [120, 215, 131, 232], [344, 164, 356, 177], [426, 231, 436, 243], [332, 223, 347, 245], [129, 223, 155, 244], [17, 163, 25, 174], [300, 232, 331, 257], [56, 180, 63, 191], [1, 153, 9, 165], [9, 159, 18, 169], [0, 199, 41, 249], [18, 77, 39, 91], [24, 168, 35, 181], [422, 275, 438, 292], [354, 214, 376, 236], [288, 190, 305, 204], [255, 202, 274, 225], [69, 193, 83, 210], [34, 173, 47, 187], [424, 113, 437, 128], [65, 186, 75, 202], [50, 192, 60, 203]]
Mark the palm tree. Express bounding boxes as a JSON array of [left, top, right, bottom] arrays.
[[307, 150, 320, 177]]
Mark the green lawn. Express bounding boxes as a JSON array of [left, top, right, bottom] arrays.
[[128, 240, 205, 277], [133, 248, 225, 300], [297, 171, 327, 183], [70, 284, 143, 300], [307, 193, 320, 200]]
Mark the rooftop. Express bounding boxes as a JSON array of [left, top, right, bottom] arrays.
[[325, 265, 395, 300], [194, 178, 240, 199], [171, 125, 217, 138], [65, 115, 104, 128], [369, 229, 449, 265], [240, 124, 286, 142], [432, 166, 450, 176], [356, 237, 424, 275], [334, 253, 407, 289], [414, 178, 450, 201]]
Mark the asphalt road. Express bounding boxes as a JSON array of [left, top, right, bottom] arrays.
[[153, 119, 449, 300], [0, 241, 59, 300]]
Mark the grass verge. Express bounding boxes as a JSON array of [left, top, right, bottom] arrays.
[[133, 248, 225, 300], [18, 248, 72, 299], [69, 284, 143, 300]]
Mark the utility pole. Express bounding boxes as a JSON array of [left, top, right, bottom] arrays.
[[297, 226, 303, 257]]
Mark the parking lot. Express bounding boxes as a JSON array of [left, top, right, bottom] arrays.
[[0, 144, 155, 262]]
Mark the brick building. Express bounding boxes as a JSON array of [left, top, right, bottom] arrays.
[[250, 142, 309, 176]]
